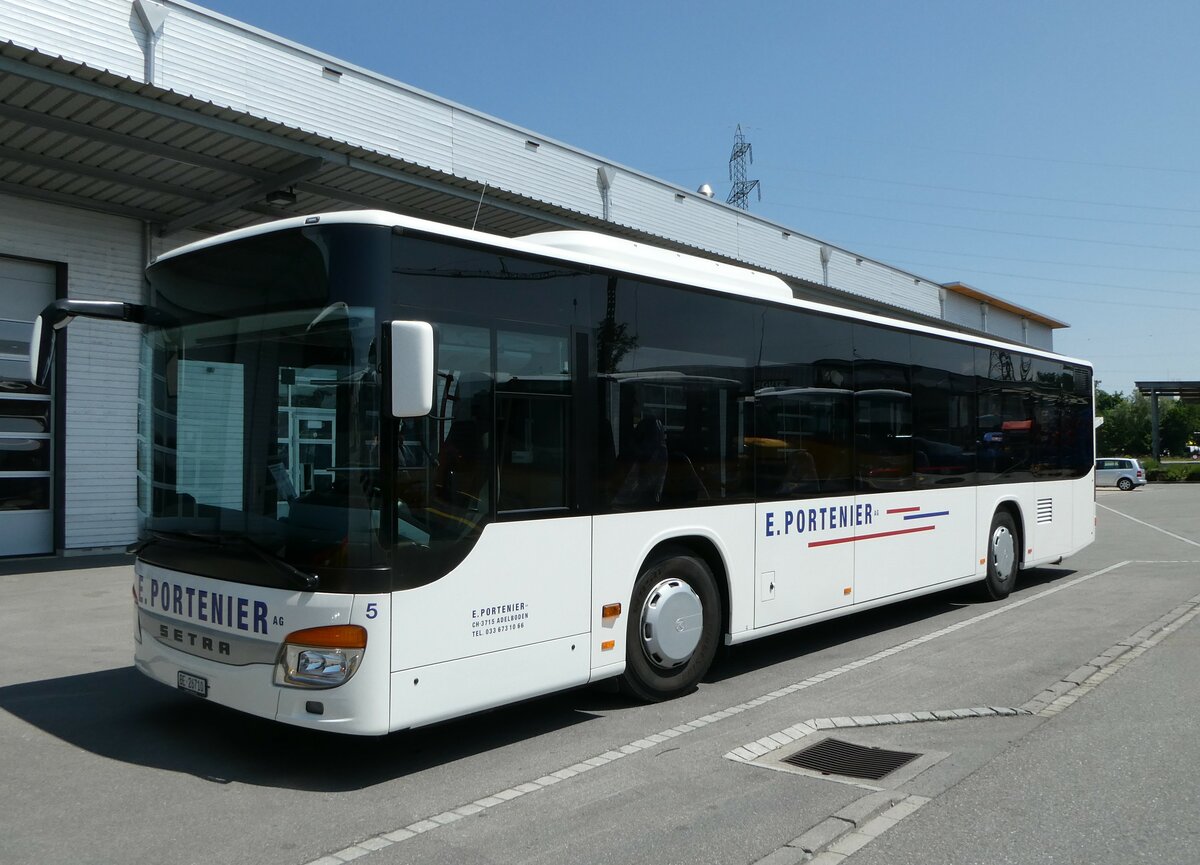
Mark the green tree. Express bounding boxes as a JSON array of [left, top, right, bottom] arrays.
[[1160, 399, 1200, 456], [1095, 388, 1125, 416], [1097, 392, 1150, 455]]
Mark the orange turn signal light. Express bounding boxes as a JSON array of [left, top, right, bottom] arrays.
[[602, 603, 622, 620], [601, 640, 615, 651], [284, 624, 367, 649]]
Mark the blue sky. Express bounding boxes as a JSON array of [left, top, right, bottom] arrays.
[[201, 0, 1200, 396]]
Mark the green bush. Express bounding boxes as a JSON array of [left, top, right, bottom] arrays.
[[1146, 464, 1200, 483]]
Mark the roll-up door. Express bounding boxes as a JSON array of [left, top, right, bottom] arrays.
[[0, 256, 55, 557]]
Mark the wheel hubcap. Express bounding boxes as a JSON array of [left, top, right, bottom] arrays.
[[640, 578, 703, 669], [991, 526, 1015, 580]]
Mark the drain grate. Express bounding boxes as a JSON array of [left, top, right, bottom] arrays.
[[781, 737, 921, 781]]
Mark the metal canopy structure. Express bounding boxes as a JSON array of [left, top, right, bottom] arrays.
[[1135, 381, 1200, 459], [1135, 381, 1200, 403], [0, 42, 605, 240]]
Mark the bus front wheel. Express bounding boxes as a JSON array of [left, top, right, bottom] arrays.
[[979, 510, 1019, 600], [620, 549, 721, 702]]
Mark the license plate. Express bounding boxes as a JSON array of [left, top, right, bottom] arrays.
[[177, 670, 209, 698]]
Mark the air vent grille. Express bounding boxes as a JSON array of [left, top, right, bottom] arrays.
[[1037, 498, 1053, 524]]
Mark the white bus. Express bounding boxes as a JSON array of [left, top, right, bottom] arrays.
[[31, 211, 1095, 735]]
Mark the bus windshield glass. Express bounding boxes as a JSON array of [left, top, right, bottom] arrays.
[[138, 225, 387, 586]]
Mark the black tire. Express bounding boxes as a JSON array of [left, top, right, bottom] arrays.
[[620, 549, 721, 702], [1117, 477, 1134, 491], [979, 510, 1019, 601]]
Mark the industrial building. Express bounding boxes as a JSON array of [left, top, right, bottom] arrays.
[[0, 0, 1066, 557]]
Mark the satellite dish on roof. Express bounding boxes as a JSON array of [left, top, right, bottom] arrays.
[[697, 183, 714, 198]]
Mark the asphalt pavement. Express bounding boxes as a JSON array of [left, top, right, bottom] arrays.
[[1, 485, 1198, 865]]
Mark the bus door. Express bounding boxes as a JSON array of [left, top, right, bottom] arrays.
[[752, 388, 855, 628], [388, 324, 591, 728]]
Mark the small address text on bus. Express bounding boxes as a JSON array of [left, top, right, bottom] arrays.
[[471, 601, 529, 638]]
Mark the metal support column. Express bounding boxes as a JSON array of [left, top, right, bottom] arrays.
[[1150, 389, 1160, 459]]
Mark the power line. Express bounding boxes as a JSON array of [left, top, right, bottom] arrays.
[[770, 184, 1200, 231], [759, 165, 1200, 215], [781, 204, 1200, 253], [857, 140, 1200, 177], [990, 289, 1197, 314], [825, 239, 1200, 277], [880, 259, 1200, 298]]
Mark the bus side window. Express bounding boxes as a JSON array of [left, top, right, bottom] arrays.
[[496, 329, 571, 514]]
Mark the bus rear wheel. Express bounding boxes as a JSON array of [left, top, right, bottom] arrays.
[[979, 510, 1019, 600], [620, 549, 721, 702]]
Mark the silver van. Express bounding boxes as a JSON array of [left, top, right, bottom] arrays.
[[1095, 457, 1146, 490]]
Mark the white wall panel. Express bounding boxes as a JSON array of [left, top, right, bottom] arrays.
[[734, 217, 825, 286], [944, 291, 983, 331], [450, 111, 601, 217], [158, 4, 456, 171], [0, 194, 144, 550], [0, 0, 145, 79]]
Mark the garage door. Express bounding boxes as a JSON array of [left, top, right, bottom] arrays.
[[0, 256, 55, 557]]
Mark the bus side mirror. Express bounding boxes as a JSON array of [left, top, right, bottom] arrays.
[[28, 312, 57, 387], [389, 320, 434, 418], [29, 299, 163, 386]]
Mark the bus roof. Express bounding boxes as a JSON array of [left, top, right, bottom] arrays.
[[152, 210, 1092, 370]]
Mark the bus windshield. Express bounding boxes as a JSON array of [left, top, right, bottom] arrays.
[[138, 226, 388, 588]]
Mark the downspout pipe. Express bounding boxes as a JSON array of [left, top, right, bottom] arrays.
[[133, 0, 169, 85]]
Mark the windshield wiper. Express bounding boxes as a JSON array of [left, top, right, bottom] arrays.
[[132, 530, 319, 591]]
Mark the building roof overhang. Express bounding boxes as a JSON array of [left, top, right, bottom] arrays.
[[0, 42, 609, 239], [941, 281, 1067, 330]]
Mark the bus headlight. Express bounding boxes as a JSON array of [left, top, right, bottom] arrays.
[[275, 625, 367, 689]]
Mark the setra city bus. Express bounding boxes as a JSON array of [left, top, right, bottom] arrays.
[[30, 210, 1095, 735]]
